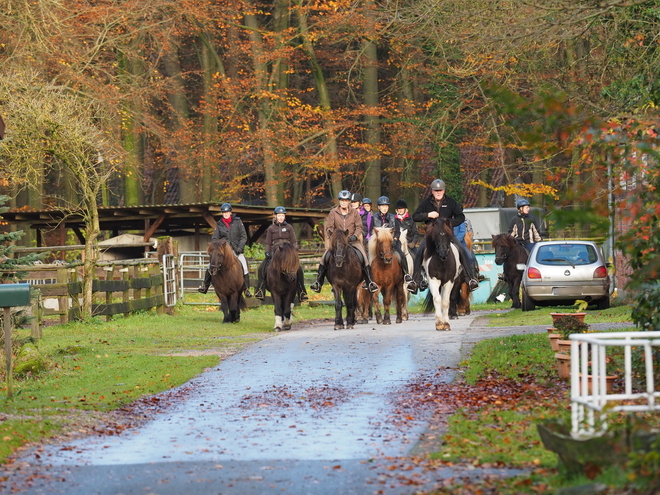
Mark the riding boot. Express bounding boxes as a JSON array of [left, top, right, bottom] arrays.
[[396, 246, 417, 293], [254, 260, 267, 300], [310, 264, 327, 293], [363, 265, 379, 293], [244, 273, 252, 298], [197, 270, 212, 294], [297, 266, 308, 302], [456, 241, 479, 292]]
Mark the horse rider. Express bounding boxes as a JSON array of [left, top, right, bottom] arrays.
[[394, 199, 420, 254], [508, 199, 542, 253], [254, 206, 308, 303], [310, 190, 379, 293], [411, 179, 480, 292], [372, 196, 417, 292], [198, 203, 252, 297], [350, 192, 363, 212], [361, 197, 374, 243]]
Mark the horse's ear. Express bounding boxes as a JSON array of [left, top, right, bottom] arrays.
[[344, 229, 350, 236], [492, 234, 496, 239]]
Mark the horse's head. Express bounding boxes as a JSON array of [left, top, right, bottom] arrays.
[[492, 234, 515, 265], [330, 229, 350, 267], [427, 218, 453, 261], [207, 239, 229, 275], [369, 227, 394, 264], [272, 243, 299, 281]]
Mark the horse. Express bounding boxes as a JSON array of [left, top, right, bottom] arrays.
[[368, 227, 406, 324], [421, 218, 464, 331], [491, 234, 529, 309], [265, 243, 299, 332], [326, 229, 364, 330], [452, 228, 473, 318], [208, 239, 246, 323]]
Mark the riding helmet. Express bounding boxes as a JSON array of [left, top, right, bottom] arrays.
[[220, 203, 232, 212], [377, 196, 390, 206], [337, 190, 351, 200], [516, 199, 530, 209], [395, 199, 407, 209], [351, 193, 363, 203], [430, 179, 446, 191], [274, 206, 287, 214], [362, 197, 373, 205]]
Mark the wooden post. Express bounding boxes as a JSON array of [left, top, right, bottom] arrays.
[[31, 290, 42, 340], [104, 265, 115, 322], [4, 307, 13, 398], [121, 267, 130, 318], [58, 267, 69, 324]]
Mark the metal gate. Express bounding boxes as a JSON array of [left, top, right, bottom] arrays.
[[162, 254, 177, 307], [179, 252, 212, 305]]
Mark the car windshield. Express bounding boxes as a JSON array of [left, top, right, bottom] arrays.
[[536, 245, 598, 266]]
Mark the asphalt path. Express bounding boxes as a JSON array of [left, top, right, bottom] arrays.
[[2, 311, 553, 495]]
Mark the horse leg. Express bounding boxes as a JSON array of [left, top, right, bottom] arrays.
[[332, 287, 345, 330], [429, 279, 451, 331], [283, 293, 295, 330], [229, 292, 241, 323], [356, 288, 370, 324], [372, 289, 383, 324], [395, 285, 405, 324], [272, 294, 283, 332], [381, 287, 391, 325], [344, 287, 358, 329], [510, 277, 522, 309], [219, 295, 231, 323]]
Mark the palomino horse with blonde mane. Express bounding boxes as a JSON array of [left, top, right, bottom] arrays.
[[367, 227, 407, 324]]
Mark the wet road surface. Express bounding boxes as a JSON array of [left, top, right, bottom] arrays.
[[2, 312, 540, 494]]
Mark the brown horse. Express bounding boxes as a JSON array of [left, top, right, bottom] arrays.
[[453, 229, 473, 317], [326, 229, 364, 330], [491, 233, 529, 309], [265, 243, 299, 332], [368, 227, 406, 324], [208, 239, 246, 323]]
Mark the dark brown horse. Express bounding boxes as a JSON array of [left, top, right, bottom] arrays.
[[265, 243, 299, 332], [368, 227, 406, 324], [208, 239, 246, 323], [326, 229, 363, 330], [491, 233, 529, 309], [421, 218, 464, 331]]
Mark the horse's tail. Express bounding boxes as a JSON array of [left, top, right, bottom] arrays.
[[422, 289, 435, 314]]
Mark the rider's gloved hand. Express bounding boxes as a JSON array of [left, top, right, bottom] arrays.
[[265, 252, 272, 259], [348, 235, 357, 242]]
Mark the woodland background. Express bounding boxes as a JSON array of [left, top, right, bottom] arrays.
[[1, 0, 659, 242]]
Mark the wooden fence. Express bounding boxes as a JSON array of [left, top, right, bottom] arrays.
[[10, 260, 164, 335]]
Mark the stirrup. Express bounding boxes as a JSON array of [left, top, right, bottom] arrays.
[[197, 285, 209, 294], [361, 281, 368, 290], [419, 279, 428, 291], [299, 292, 309, 302], [468, 279, 479, 292], [405, 280, 417, 293], [368, 282, 379, 293], [254, 289, 265, 300], [404, 274, 413, 283], [310, 281, 322, 293], [245, 288, 253, 298]]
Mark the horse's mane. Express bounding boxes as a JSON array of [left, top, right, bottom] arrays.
[[329, 228, 350, 248], [271, 243, 299, 273], [208, 238, 239, 267], [368, 227, 394, 260], [492, 233, 517, 250], [426, 218, 454, 241]]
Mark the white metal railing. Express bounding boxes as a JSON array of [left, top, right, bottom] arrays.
[[162, 254, 177, 307], [179, 252, 210, 305], [570, 331, 660, 437]]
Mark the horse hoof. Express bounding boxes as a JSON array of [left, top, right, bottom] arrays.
[[396, 318, 402, 324], [435, 324, 451, 331], [346, 325, 354, 329], [274, 326, 281, 332], [375, 317, 382, 325], [283, 324, 291, 331], [450, 315, 458, 320], [383, 319, 391, 325], [357, 319, 367, 324], [334, 325, 345, 330]]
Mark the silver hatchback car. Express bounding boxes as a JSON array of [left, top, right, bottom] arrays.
[[519, 240, 611, 311]]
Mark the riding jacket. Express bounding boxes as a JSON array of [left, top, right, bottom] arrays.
[[323, 206, 368, 261], [508, 213, 542, 245], [361, 210, 374, 241], [395, 213, 420, 247], [372, 211, 401, 240], [265, 221, 298, 253], [212, 215, 248, 254], [412, 195, 465, 227]]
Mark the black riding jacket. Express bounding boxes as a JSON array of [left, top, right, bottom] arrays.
[[212, 215, 248, 254], [412, 195, 465, 227]]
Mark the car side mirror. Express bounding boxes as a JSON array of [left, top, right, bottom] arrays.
[[516, 263, 526, 271]]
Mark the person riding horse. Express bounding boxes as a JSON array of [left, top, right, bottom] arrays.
[[310, 190, 379, 293], [371, 196, 416, 293], [508, 199, 542, 253], [198, 203, 252, 297], [394, 199, 420, 254], [412, 179, 480, 292], [361, 197, 374, 243], [254, 206, 308, 303]]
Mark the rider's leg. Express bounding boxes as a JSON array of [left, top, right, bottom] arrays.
[[297, 266, 308, 302], [454, 241, 479, 291], [394, 242, 417, 292], [412, 238, 428, 291], [238, 253, 252, 297], [362, 261, 379, 293], [254, 259, 267, 300], [197, 268, 212, 294], [310, 251, 329, 293]]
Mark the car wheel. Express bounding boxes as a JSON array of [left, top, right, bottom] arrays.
[[522, 288, 536, 311], [597, 296, 610, 310]]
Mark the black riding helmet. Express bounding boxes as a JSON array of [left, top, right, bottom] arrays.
[[362, 197, 372, 205], [274, 206, 287, 214], [220, 203, 232, 212], [377, 196, 390, 206]]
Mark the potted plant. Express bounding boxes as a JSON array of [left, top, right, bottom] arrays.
[[554, 314, 590, 354], [549, 300, 588, 325]]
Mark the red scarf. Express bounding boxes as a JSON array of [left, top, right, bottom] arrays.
[[396, 212, 409, 221], [222, 216, 232, 229]]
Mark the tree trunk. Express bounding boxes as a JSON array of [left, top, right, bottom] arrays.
[[362, 24, 381, 201]]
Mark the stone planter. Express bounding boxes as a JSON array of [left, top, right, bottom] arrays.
[[557, 339, 572, 354], [555, 353, 571, 379], [550, 312, 587, 325], [578, 374, 618, 394]]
